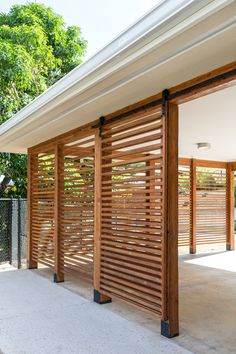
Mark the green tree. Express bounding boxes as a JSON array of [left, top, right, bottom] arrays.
[[0, 2, 87, 196], [0, 153, 27, 197]]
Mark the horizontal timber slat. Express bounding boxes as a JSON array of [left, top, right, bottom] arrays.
[[99, 104, 164, 317]]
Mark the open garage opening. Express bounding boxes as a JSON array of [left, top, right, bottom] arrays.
[[176, 84, 236, 351]]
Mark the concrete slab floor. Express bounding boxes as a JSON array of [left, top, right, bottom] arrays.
[[52, 247, 236, 354], [175, 250, 236, 354], [1, 247, 236, 353], [0, 268, 190, 354]]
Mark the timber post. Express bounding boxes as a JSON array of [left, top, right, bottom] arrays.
[[226, 162, 235, 251], [190, 159, 196, 254], [161, 91, 179, 338], [27, 153, 38, 269], [54, 144, 64, 282], [93, 124, 111, 304]]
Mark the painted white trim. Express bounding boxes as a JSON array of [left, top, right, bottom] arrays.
[[0, 0, 232, 137], [14, 18, 236, 148]]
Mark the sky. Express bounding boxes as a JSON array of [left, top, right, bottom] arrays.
[[0, 0, 161, 59]]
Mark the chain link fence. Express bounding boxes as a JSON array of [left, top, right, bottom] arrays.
[[0, 198, 27, 269]]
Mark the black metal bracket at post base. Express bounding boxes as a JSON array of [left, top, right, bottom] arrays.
[[53, 273, 64, 283], [94, 289, 112, 304], [28, 264, 38, 270], [226, 244, 235, 251], [161, 320, 179, 338]]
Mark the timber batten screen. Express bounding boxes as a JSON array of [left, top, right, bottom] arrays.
[[98, 106, 165, 317], [60, 133, 95, 277], [196, 166, 227, 245], [29, 130, 96, 279], [28, 106, 167, 318], [30, 151, 56, 268], [178, 159, 228, 251]]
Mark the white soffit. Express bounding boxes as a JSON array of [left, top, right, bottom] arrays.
[[179, 85, 236, 162], [0, 0, 235, 153]]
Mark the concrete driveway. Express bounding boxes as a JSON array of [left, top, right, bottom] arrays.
[[0, 268, 190, 354]]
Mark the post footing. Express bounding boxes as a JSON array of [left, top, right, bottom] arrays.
[[94, 289, 112, 304], [226, 244, 235, 251], [161, 320, 179, 338], [27, 261, 38, 269], [53, 273, 64, 283]]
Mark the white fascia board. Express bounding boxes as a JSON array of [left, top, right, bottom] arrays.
[[0, 0, 233, 138]]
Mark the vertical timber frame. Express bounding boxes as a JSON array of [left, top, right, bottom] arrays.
[[226, 162, 235, 251], [94, 122, 112, 304], [27, 152, 37, 269], [161, 91, 179, 338], [54, 144, 64, 282], [190, 159, 196, 254]]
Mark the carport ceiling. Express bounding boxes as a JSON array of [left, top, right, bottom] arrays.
[[179, 85, 236, 162]]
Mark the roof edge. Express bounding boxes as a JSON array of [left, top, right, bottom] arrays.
[[0, 0, 233, 139]]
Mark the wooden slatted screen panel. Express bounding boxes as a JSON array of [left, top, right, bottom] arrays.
[[31, 151, 55, 268], [178, 165, 191, 246], [60, 133, 95, 277], [196, 166, 227, 245], [100, 106, 165, 317]]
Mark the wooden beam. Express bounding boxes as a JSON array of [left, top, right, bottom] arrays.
[[178, 157, 191, 166], [29, 61, 236, 154], [230, 161, 236, 171], [195, 159, 227, 169], [190, 159, 196, 254], [29, 125, 97, 154], [93, 130, 111, 304], [169, 61, 236, 104], [54, 145, 64, 282], [27, 153, 37, 269], [179, 158, 227, 169], [226, 163, 235, 251], [161, 102, 179, 338], [63, 146, 94, 156]]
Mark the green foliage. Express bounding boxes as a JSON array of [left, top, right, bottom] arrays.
[[0, 2, 87, 196], [196, 168, 225, 190], [0, 153, 27, 197], [197, 171, 216, 190]]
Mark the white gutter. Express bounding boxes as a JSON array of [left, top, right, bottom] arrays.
[[0, 0, 233, 137]]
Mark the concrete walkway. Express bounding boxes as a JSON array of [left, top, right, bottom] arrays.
[[0, 269, 190, 354], [175, 250, 236, 354]]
